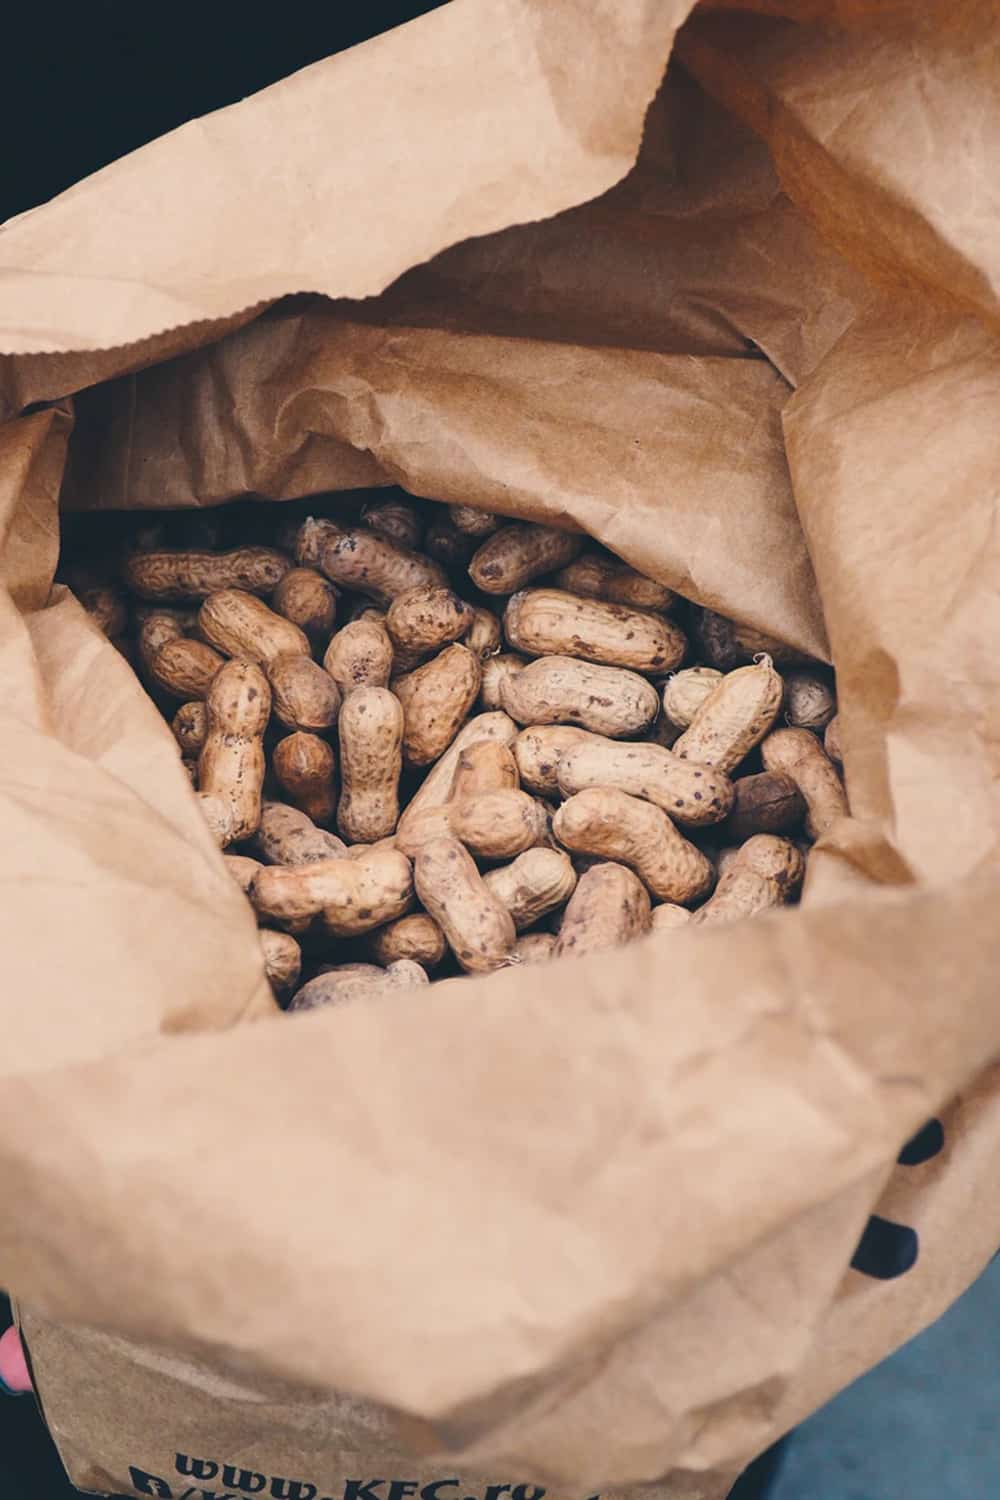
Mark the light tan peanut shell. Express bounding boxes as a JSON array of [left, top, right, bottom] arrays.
[[172, 701, 208, 755], [717, 770, 806, 842], [512, 725, 602, 795], [360, 496, 425, 550], [784, 669, 837, 731], [273, 733, 337, 826], [449, 504, 499, 537], [387, 586, 474, 655], [252, 801, 348, 865], [504, 588, 685, 675], [198, 589, 310, 666], [125, 546, 291, 602], [424, 516, 476, 568], [553, 553, 674, 613], [259, 929, 302, 996], [195, 793, 235, 846], [138, 612, 184, 671], [481, 653, 526, 711], [450, 741, 519, 798], [272, 567, 337, 641], [149, 638, 226, 699], [251, 847, 413, 937], [319, 528, 447, 606], [691, 834, 805, 925], [294, 517, 343, 568], [337, 687, 404, 843], [367, 913, 447, 970], [289, 959, 427, 1013], [267, 653, 341, 732], [465, 607, 503, 660], [469, 523, 584, 595], [761, 727, 849, 840], [824, 714, 843, 765], [323, 617, 394, 695], [554, 862, 651, 959], [396, 711, 517, 838], [394, 643, 482, 766], [197, 659, 271, 846], [511, 931, 557, 964], [397, 790, 548, 861], [555, 740, 733, 827], [81, 584, 128, 638], [553, 788, 714, 905], [483, 848, 577, 930], [673, 657, 784, 774], [345, 837, 399, 859], [224, 854, 263, 896], [651, 903, 692, 932], [662, 667, 723, 728], [414, 836, 515, 973], [501, 656, 659, 738]]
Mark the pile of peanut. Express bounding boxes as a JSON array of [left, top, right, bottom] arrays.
[[62, 493, 847, 1010]]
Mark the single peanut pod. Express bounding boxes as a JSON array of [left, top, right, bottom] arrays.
[[224, 854, 263, 896], [555, 740, 733, 827], [360, 496, 425, 551], [414, 837, 515, 973], [138, 613, 184, 671], [394, 643, 482, 766], [501, 656, 659, 739], [199, 589, 310, 666], [761, 726, 848, 840], [511, 725, 600, 795], [483, 848, 577, 930], [172, 701, 208, 755], [717, 770, 806, 842], [554, 862, 651, 959], [196, 659, 271, 846], [251, 847, 413, 936], [469, 523, 583, 595], [450, 741, 519, 799], [553, 788, 714, 905], [150, 638, 227, 699], [273, 733, 337, 826], [252, 801, 348, 865], [272, 567, 338, 642], [449, 790, 549, 860], [651, 903, 692, 932], [824, 714, 843, 765], [323, 618, 394, 695], [553, 552, 674, 613], [387, 585, 475, 657], [367, 913, 447, 970], [337, 686, 404, 843], [692, 834, 805, 925], [464, 607, 503, 661], [268, 652, 341, 732], [481, 653, 526, 711], [294, 517, 344, 568], [448, 504, 499, 537], [504, 588, 685, 675], [259, 929, 302, 997], [662, 667, 723, 728], [673, 657, 784, 774], [395, 708, 512, 826], [511, 931, 557, 965], [124, 546, 291, 602], [424, 516, 476, 568], [784, 669, 837, 731], [80, 584, 128, 638], [319, 528, 447, 607], [289, 958, 427, 1013]]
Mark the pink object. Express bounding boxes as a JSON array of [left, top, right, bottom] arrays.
[[0, 1326, 31, 1393]]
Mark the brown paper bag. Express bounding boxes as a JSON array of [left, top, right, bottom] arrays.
[[1, 1, 1000, 1497]]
